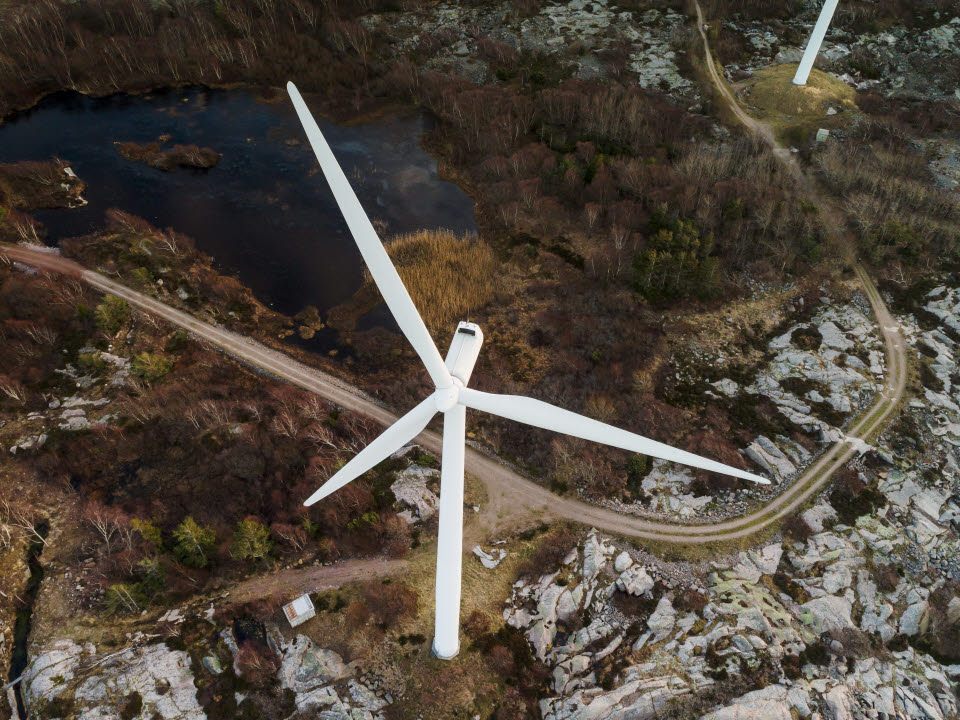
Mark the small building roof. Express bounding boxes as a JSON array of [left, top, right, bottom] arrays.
[[283, 594, 316, 626]]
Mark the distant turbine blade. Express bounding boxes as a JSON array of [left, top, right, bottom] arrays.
[[304, 396, 438, 506], [458, 388, 770, 485], [287, 82, 453, 390]]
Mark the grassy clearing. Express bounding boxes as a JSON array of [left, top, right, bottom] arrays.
[[396, 524, 563, 639], [741, 64, 857, 119], [463, 472, 488, 510], [376, 229, 499, 334], [738, 64, 858, 143]]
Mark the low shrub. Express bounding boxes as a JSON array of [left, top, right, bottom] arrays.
[[515, 524, 577, 579], [829, 469, 884, 525]]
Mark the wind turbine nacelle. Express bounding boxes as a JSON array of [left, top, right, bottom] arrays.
[[444, 321, 483, 386]]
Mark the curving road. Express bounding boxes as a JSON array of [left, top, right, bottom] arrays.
[[1, 243, 906, 544], [694, 0, 789, 163]]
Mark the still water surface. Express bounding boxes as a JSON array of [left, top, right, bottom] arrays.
[[0, 87, 476, 322]]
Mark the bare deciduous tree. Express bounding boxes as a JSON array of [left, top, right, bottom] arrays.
[[0, 499, 46, 548], [82, 500, 132, 555]]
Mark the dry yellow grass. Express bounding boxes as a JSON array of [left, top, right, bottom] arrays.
[[373, 229, 499, 334], [741, 64, 857, 120]]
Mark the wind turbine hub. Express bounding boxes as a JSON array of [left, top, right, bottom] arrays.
[[434, 383, 461, 413]]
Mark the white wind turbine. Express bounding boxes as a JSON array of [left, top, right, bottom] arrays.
[[793, 0, 840, 86], [287, 82, 769, 660]]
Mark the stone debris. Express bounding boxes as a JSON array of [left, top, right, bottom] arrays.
[[472, 545, 506, 569], [616, 565, 654, 596]]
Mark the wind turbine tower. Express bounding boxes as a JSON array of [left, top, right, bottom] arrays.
[[286, 82, 769, 661], [793, 0, 840, 85]]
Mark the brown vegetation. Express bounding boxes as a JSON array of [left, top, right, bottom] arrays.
[[0, 256, 411, 616], [61, 209, 292, 339], [515, 524, 577, 579], [361, 579, 419, 627], [910, 583, 960, 662], [385, 230, 499, 334], [0, 0, 856, 501], [817, 122, 960, 270], [330, 229, 500, 336], [236, 640, 281, 687], [782, 514, 814, 543], [115, 141, 221, 171], [2, 0, 951, 518], [829, 468, 884, 525], [0, 0, 398, 120], [0, 159, 86, 242]]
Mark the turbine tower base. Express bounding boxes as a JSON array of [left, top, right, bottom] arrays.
[[431, 640, 460, 660], [793, 0, 840, 86]]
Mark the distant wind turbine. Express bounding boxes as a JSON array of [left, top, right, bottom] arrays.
[[286, 82, 769, 660], [794, 0, 840, 85]]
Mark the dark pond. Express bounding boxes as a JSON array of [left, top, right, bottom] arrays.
[[0, 86, 477, 331]]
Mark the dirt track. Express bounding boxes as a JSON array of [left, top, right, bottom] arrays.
[[694, 1, 788, 162], [227, 558, 407, 603], [1, 244, 906, 546]]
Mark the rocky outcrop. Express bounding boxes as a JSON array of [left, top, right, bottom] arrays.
[[702, 685, 793, 720], [388, 0, 700, 99], [606, 297, 884, 523], [722, 6, 960, 104], [25, 640, 204, 719], [506, 520, 960, 720], [745, 436, 797, 481], [390, 463, 439, 524], [276, 634, 389, 717], [23, 621, 396, 720]]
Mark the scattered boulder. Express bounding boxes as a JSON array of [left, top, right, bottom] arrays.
[[390, 464, 439, 523], [616, 565, 654, 596], [473, 545, 506, 569]]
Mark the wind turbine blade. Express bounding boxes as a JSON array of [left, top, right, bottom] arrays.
[[287, 82, 453, 389], [304, 396, 438, 506], [458, 388, 770, 485]]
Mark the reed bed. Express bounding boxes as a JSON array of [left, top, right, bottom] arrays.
[[369, 229, 499, 333]]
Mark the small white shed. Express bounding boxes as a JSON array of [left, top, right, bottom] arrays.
[[282, 594, 316, 628]]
